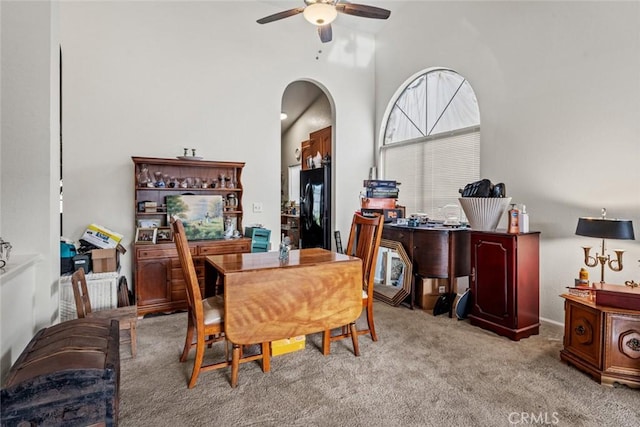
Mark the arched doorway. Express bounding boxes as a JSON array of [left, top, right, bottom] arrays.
[[280, 80, 335, 249]]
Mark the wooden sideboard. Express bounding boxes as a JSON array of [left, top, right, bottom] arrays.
[[560, 294, 640, 388], [382, 225, 470, 312]]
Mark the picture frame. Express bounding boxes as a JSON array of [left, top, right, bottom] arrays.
[[135, 227, 157, 244], [156, 226, 173, 243], [166, 194, 224, 240], [137, 218, 162, 228]]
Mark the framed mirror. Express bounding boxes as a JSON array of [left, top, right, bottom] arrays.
[[373, 239, 412, 306]]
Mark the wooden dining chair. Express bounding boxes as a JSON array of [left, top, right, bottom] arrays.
[[322, 212, 384, 356], [70, 268, 137, 357], [171, 217, 270, 388]]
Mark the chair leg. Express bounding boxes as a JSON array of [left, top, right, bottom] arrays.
[[188, 332, 205, 389], [231, 343, 241, 388], [261, 342, 271, 373], [366, 303, 377, 342], [349, 322, 360, 356], [180, 316, 194, 363], [322, 329, 331, 356], [130, 322, 137, 358]]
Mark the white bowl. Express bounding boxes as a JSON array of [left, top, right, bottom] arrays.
[[458, 197, 512, 231]]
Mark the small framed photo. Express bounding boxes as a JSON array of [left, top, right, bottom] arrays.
[[137, 218, 162, 228], [135, 227, 157, 244], [156, 227, 173, 243]]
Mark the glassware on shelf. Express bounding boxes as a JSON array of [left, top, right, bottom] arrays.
[[219, 173, 226, 189], [226, 194, 238, 210], [169, 176, 177, 188], [224, 217, 234, 238], [201, 177, 209, 188], [137, 164, 153, 188], [194, 177, 202, 188], [154, 171, 165, 187]]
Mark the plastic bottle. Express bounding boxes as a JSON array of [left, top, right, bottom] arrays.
[[579, 268, 589, 283], [520, 204, 530, 233], [507, 204, 519, 234]]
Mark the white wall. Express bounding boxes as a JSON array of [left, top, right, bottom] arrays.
[[375, 1, 640, 323], [1, 0, 60, 381], [59, 1, 376, 286]]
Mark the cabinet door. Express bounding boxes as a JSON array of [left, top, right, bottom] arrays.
[[604, 312, 640, 378], [310, 126, 331, 158], [136, 258, 171, 307], [471, 234, 515, 327], [564, 299, 602, 369]]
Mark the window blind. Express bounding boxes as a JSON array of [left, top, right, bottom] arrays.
[[381, 128, 480, 219]]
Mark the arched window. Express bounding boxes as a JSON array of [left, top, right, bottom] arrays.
[[380, 68, 480, 219]]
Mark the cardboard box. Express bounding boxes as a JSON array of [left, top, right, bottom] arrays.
[[415, 277, 449, 310], [91, 246, 126, 273], [271, 335, 306, 356], [81, 224, 123, 249]]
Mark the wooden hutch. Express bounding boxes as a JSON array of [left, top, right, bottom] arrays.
[[132, 156, 251, 315]]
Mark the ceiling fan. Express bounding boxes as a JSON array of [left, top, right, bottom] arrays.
[[256, 1, 391, 43]]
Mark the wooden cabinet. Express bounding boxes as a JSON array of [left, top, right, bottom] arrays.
[[468, 231, 540, 340], [560, 295, 640, 388], [301, 126, 331, 170], [132, 157, 251, 315]]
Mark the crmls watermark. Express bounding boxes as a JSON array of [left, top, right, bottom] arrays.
[[508, 412, 560, 425]]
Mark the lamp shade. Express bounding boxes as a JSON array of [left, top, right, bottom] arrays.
[[303, 3, 338, 26], [575, 217, 635, 240]]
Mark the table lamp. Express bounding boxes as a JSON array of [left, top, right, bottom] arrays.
[[575, 208, 635, 284]]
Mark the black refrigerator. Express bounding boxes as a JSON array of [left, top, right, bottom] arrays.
[[300, 165, 331, 249]]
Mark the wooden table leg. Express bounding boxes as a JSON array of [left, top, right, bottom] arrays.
[[231, 344, 240, 388]]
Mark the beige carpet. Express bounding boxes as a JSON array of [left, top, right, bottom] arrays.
[[118, 302, 638, 426]]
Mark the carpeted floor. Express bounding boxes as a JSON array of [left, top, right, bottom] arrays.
[[118, 302, 638, 426]]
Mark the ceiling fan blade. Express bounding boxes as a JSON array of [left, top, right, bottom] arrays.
[[335, 3, 391, 20], [318, 24, 333, 43], [256, 7, 305, 24]]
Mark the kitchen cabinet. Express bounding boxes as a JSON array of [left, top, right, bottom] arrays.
[[468, 231, 540, 340], [301, 126, 331, 170]]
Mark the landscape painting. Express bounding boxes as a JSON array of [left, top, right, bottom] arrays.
[[166, 195, 224, 240]]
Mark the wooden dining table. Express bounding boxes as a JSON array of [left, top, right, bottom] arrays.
[[204, 248, 363, 386]]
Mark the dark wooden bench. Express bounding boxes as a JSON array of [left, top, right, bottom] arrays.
[[1, 317, 120, 426]]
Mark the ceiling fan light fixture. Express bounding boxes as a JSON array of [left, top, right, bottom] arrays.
[[303, 3, 337, 26]]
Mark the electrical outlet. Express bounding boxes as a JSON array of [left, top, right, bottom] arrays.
[[252, 202, 263, 213], [439, 286, 446, 293]]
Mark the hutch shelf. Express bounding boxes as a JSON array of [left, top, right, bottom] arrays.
[[132, 156, 251, 315]]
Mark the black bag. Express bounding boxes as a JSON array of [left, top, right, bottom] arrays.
[[459, 179, 493, 197], [433, 292, 456, 316]]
